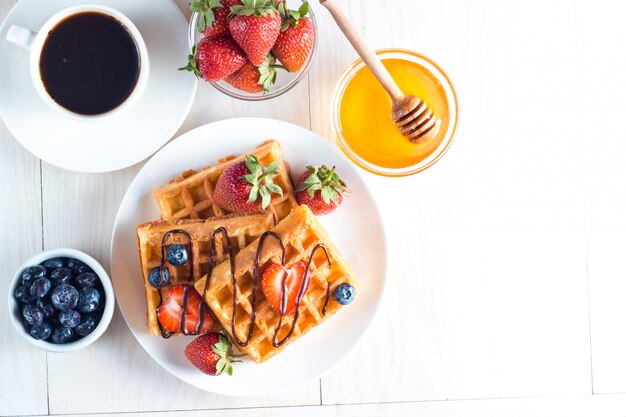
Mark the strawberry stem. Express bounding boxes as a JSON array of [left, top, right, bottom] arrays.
[[258, 171, 275, 182], [321, 166, 336, 185]]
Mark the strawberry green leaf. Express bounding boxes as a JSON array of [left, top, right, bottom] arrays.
[[259, 186, 271, 209], [329, 188, 339, 205], [266, 182, 283, 195], [306, 183, 322, 198], [209, 332, 238, 376], [266, 161, 280, 173], [248, 185, 259, 203], [259, 54, 282, 92], [179, 46, 202, 78], [321, 186, 332, 204], [245, 155, 262, 176], [298, 1, 309, 17], [229, 0, 277, 18], [242, 154, 283, 206], [280, 0, 309, 29], [244, 173, 259, 185], [216, 357, 227, 374], [297, 165, 349, 204], [192, 0, 222, 32]]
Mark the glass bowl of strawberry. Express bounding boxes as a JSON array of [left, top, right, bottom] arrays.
[[185, 0, 317, 100]]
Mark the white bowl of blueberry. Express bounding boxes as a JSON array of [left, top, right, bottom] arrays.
[[8, 248, 114, 352]]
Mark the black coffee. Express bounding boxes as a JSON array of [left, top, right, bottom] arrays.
[[39, 12, 141, 116]]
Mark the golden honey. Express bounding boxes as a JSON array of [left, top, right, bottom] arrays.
[[332, 49, 458, 176]]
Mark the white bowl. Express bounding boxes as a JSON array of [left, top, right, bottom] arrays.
[[8, 248, 115, 352]]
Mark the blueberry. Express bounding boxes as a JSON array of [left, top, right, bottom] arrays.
[[50, 267, 73, 286], [77, 287, 100, 313], [42, 258, 64, 270], [30, 277, 51, 299], [66, 258, 91, 275], [14, 285, 34, 304], [36, 298, 55, 319], [51, 326, 74, 344], [22, 304, 43, 326], [21, 265, 46, 286], [51, 284, 79, 311], [148, 267, 170, 288], [333, 283, 355, 305], [166, 244, 188, 266], [75, 314, 98, 337], [30, 323, 52, 340], [58, 310, 81, 328], [75, 272, 98, 288]]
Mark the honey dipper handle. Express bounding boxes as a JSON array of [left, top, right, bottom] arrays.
[[320, 0, 404, 102]]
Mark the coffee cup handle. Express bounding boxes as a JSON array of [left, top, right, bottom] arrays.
[[6, 25, 36, 51]]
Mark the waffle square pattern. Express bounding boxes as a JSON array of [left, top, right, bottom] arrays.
[[136, 213, 275, 336], [153, 140, 297, 223], [195, 205, 359, 363]]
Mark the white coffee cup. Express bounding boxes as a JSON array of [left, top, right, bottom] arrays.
[[5, 4, 149, 122]]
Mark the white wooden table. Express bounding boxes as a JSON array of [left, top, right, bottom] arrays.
[[3, 0, 626, 416]]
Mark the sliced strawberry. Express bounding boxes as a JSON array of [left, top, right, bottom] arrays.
[[185, 332, 240, 375], [157, 284, 213, 334], [261, 261, 309, 314]]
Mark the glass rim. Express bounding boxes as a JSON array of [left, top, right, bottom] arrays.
[[330, 48, 460, 177], [187, 7, 318, 101]]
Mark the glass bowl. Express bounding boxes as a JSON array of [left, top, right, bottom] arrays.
[[330, 49, 459, 177], [188, 0, 317, 101]]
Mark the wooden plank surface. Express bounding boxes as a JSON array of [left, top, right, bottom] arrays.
[[0, 1, 49, 415], [3, 0, 626, 415], [312, 0, 591, 404], [60, 393, 626, 417], [0, 98, 48, 417], [576, 0, 626, 395], [41, 1, 317, 412]]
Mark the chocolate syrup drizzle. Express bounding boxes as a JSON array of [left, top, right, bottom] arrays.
[[230, 231, 332, 348], [156, 227, 333, 349], [156, 229, 193, 338]]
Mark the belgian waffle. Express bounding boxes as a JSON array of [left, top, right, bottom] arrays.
[[195, 205, 359, 363], [136, 212, 275, 336], [153, 140, 298, 223]]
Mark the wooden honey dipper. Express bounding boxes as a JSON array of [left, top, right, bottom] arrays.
[[320, 0, 439, 143]]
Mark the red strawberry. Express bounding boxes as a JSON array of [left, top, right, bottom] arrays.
[[261, 261, 309, 314], [225, 62, 264, 93], [225, 55, 279, 93], [185, 332, 241, 375], [272, 2, 314, 72], [228, 0, 281, 66], [181, 36, 246, 82], [295, 165, 348, 215], [213, 154, 283, 214], [157, 284, 213, 334], [190, 0, 242, 38]]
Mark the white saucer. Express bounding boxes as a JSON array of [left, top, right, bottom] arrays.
[[0, 0, 197, 173], [110, 118, 387, 396]]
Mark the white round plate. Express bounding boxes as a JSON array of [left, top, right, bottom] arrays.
[[110, 118, 387, 396], [0, 0, 196, 173]]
